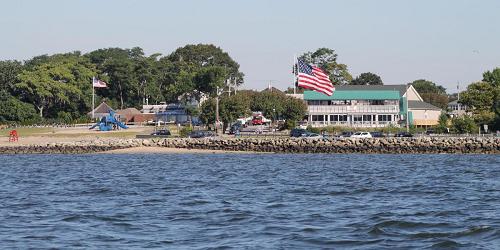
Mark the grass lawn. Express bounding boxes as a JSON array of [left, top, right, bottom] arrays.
[[0, 127, 54, 137]]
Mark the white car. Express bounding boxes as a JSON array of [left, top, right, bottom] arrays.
[[350, 132, 372, 138]]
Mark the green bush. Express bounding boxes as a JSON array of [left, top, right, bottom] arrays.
[[306, 125, 320, 134], [0, 93, 41, 124], [283, 120, 296, 130], [179, 126, 193, 137], [452, 115, 478, 134]]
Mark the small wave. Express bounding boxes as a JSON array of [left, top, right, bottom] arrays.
[[266, 203, 286, 209], [22, 235, 57, 240], [178, 199, 211, 206], [429, 239, 463, 248], [455, 225, 493, 237], [373, 220, 450, 229]]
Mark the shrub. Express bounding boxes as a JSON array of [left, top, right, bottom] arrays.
[[452, 115, 478, 134], [306, 125, 320, 134], [179, 126, 193, 137]]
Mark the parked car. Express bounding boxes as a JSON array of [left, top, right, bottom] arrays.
[[229, 122, 242, 134], [425, 129, 435, 135], [370, 131, 385, 138], [351, 132, 373, 138], [301, 132, 322, 138], [290, 128, 308, 137], [338, 131, 354, 138], [188, 130, 216, 138], [395, 131, 413, 137], [151, 129, 171, 136]]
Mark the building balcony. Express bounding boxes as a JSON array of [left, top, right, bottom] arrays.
[[308, 105, 399, 114], [309, 121, 398, 128]]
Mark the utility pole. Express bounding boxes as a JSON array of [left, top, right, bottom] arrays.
[[406, 84, 410, 133], [215, 86, 223, 134]]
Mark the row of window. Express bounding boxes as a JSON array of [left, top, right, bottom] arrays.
[[448, 105, 467, 111], [311, 114, 394, 122], [307, 100, 398, 106]]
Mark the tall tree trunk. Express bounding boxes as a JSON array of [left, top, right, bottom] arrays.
[[37, 106, 43, 118], [118, 82, 124, 109]]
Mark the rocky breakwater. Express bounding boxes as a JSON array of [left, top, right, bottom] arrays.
[[0, 139, 143, 154], [155, 137, 500, 154]]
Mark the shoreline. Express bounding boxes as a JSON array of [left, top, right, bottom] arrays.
[[1, 137, 499, 154], [101, 146, 262, 154]]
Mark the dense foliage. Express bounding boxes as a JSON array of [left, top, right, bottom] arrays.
[[0, 44, 245, 124], [200, 90, 307, 130], [459, 68, 500, 131], [408, 79, 449, 109], [299, 48, 352, 85], [351, 72, 383, 85]]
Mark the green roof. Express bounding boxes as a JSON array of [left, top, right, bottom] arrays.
[[303, 90, 401, 100]]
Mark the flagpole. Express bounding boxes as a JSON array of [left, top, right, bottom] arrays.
[[92, 77, 95, 120], [293, 55, 297, 94]]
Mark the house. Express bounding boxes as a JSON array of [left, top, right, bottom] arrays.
[[115, 108, 155, 123], [447, 100, 468, 118], [87, 102, 114, 119], [299, 85, 442, 128], [155, 103, 201, 124]]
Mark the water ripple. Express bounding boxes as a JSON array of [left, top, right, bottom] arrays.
[[0, 153, 499, 248]]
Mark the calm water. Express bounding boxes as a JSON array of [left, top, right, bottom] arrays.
[[0, 153, 499, 249]]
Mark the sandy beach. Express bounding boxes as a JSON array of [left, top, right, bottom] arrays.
[[102, 146, 261, 154]]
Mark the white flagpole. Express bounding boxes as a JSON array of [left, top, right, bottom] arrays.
[[293, 55, 297, 94], [92, 77, 95, 120]]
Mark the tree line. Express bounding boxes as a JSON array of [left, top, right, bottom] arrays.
[[289, 48, 500, 131], [0, 44, 244, 124], [1, 45, 498, 131]]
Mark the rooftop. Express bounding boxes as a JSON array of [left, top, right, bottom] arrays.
[[304, 89, 401, 100], [408, 100, 441, 110]]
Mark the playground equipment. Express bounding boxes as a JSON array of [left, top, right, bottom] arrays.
[[89, 110, 128, 131], [9, 130, 18, 142]]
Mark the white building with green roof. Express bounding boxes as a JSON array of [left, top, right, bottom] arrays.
[[297, 85, 441, 128]]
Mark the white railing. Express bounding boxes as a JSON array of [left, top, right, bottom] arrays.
[[308, 105, 399, 114], [310, 121, 398, 128]]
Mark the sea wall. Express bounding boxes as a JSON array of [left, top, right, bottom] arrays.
[[1, 137, 499, 154], [151, 137, 500, 154], [0, 139, 140, 154]]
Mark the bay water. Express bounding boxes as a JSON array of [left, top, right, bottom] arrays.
[[0, 153, 499, 249]]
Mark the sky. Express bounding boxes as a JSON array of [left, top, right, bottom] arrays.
[[1, 0, 499, 93]]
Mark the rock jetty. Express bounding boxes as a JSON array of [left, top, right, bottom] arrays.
[[1, 137, 499, 154]]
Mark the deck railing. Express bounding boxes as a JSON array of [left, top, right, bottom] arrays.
[[308, 105, 399, 114]]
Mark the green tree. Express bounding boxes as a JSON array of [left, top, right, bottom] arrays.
[[299, 48, 352, 85], [351, 72, 383, 85], [452, 115, 478, 134], [435, 112, 449, 133], [219, 94, 250, 130], [482, 68, 500, 87], [0, 91, 40, 124], [86, 48, 138, 109], [282, 96, 307, 127], [408, 79, 448, 109], [0, 60, 23, 95], [199, 98, 217, 126], [459, 81, 497, 113], [167, 44, 244, 87], [16, 52, 98, 118]]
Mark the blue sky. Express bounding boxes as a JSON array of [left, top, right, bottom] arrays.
[[1, 0, 499, 93]]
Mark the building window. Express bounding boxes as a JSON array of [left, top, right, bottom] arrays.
[[378, 115, 392, 122], [370, 100, 384, 105], [362, 115, 372, 122], [353, 115, 363, 122], [329, 115, 348, 122], [312, 115, 324, 122]]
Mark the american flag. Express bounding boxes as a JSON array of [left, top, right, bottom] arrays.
[[296, 59, 334, 96], [92, 77, 107, 88]]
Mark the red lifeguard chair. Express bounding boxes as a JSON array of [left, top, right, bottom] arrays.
[[9, 130, 18, 142]]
